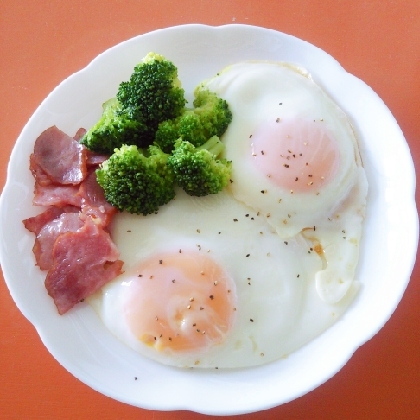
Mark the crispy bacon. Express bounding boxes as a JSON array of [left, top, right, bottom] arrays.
[[33, 213, 83, 270], [33, 183, 82, 207], [45, 217, 124, 314], [30, 126, 87, 185], [23, 126, 124, 314], [78, 171, 117, 227], [86, 150, 109, 167], [23, 206, 77, 235], [73, 127, 87, 141]]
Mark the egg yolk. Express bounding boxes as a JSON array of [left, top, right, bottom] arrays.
[[124, 250, 237, 354], [250, 118, 340, 192]]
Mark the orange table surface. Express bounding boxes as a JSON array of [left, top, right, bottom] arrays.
[[1, 1, 419, 419]]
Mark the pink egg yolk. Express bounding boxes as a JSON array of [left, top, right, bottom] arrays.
[[250, 118, 340, 193], [125, 250, 237, 354]]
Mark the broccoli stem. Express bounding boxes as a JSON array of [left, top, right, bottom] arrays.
[[196, 136, 225, 158]]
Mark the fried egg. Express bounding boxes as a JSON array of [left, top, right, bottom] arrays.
[[89, 190, 359, 368], [203, 61, 364, 234]]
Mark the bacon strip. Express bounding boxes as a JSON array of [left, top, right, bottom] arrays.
[[23, 126, 122, 315], [33, 184, 82, 207], [45, 217, 124, 314], [30, 126, 87, 185], [79, 171, 117, 227], [23, 206, 77, 235], [33, 213, 84, 271]]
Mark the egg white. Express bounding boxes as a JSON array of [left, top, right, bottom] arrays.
[[89, 189, 359, 368]]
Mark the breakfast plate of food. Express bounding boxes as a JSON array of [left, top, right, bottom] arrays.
[[0, 24, 417, 415]]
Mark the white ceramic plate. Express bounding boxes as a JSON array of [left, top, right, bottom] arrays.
[[0, 24, 417, 415]]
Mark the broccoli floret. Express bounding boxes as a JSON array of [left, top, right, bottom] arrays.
[[87, 54, 234, 212], [80, 98, 149, 154], [82, 53, 187, 153], [192, 88, 232, 138], [155, 112, 201, 153], [155, 89, 232, 153], [96, 144, 175, 215], [116, 52, 186, 141], [167, 136, 232, 197]]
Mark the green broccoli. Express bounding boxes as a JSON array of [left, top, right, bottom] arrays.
[[81, 53, 187, 153], [116, 52, 186, 138], [96, 144, 175, 215], [155, 88, 232, 153], [167, 136, 232, 197], [95, 136, 231, 214], [85, 53, 234, 213], [80, 98, 148, 154]]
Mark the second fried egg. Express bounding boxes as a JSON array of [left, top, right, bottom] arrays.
[[89, 190, 359, 368]]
